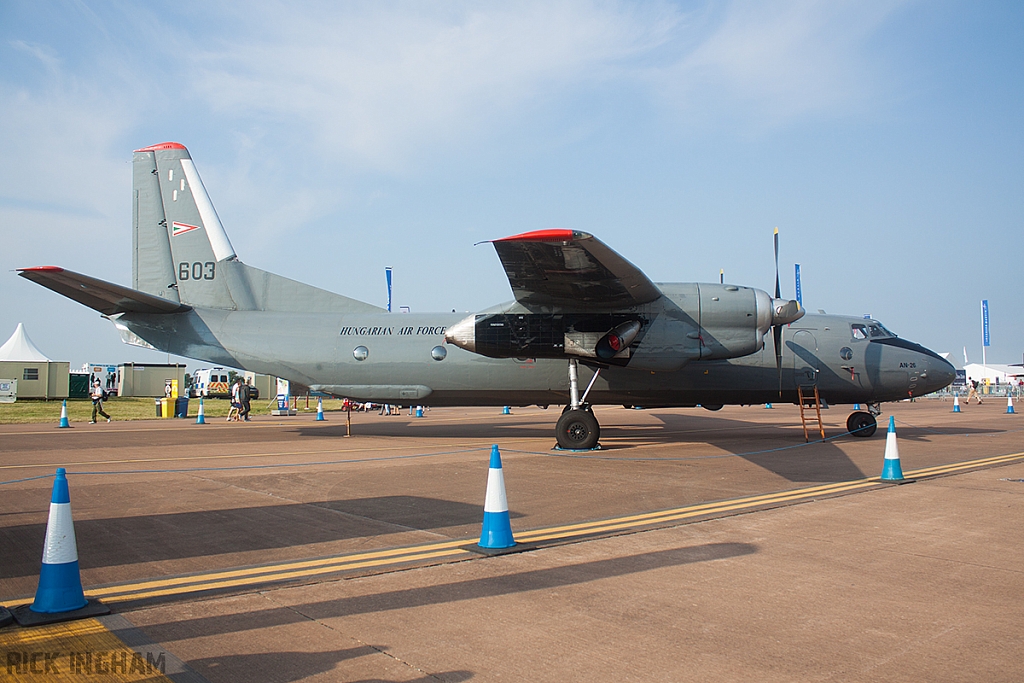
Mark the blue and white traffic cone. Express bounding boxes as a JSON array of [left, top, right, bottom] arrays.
[[854, 403, 861, 410], [880, 416, 905, 482], [1008, 394, 1015, 414], [953, 393, 961, 413], [502, 406, 511, 415], [196, 398, 207, 424], [13, 468, 108, 625], [59, 399, 70, 428], [415, 406, 424, 418], [479, 445, 515, 549], [316, 397, 325, 421]]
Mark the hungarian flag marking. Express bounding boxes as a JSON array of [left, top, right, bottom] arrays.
[[172, 221, 201, 237]]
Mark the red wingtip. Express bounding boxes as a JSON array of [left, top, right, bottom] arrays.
[[134, 142, 187, 153], [495, 229, 581, 243], [18, 266, 65, 273]]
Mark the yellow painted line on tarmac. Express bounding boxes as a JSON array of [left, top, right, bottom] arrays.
[[0, 618, 174, 681], [516, 479, 880, 543], [57, 450, 1024, 606], [902, 451, 1024, 478], [88, 548, 470, 603], [87, 541, 471, 598]]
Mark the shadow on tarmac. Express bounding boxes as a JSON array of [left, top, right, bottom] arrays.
[[132, 542, 756, 642], [0, 496, 523, 580], [184, 647, 467, 683]]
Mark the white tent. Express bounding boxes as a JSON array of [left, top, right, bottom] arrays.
[[0, 323, 68, 399], [0, 323, 51, 362]]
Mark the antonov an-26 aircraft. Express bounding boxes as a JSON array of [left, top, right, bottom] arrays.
[[20, 143, 955, 449]]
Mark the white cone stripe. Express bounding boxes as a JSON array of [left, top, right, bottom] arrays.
[[884, 431, 900, 461], [484, 468, 508, 513], [42, 502, 79, 565]]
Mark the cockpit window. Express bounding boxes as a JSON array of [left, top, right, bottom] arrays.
[[853, 322, 896, 339]]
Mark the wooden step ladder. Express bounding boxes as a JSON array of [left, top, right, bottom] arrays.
[[797, 385, 826, 442]]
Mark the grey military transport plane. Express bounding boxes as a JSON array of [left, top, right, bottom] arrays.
[[20, 142, 955, 449]]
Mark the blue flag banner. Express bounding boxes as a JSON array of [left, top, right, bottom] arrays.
[[794, 264, 802, 306], [982, 299, 990, 347], [386, 267, 393, 313]]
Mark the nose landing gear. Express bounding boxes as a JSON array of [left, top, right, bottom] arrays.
[[847, 402, 880, 437]]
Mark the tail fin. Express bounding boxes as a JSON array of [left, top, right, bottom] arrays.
[[133, 142, 248, 310], [132, 143, 382, 313]]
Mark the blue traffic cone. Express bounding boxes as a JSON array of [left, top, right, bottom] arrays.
[[880, 416, 905, 482], [316, 397, 326, 421], [1008, 394, 1016, 414], [12, 469, 108, 625], [479, 445, 515, 549], [502, 406, 511, 415], [31, 468, 86, 613], [854, 403, 861, 410], [764, 403, 773, 409], [415, 406, 424, 418], [953, 393, 961, 413], [59, 399, 70, 428], [196, 397, 207, 424]]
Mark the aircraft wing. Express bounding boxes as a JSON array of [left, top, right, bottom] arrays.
[[490, 230, 662, 308], [18, 266, 192, 316]]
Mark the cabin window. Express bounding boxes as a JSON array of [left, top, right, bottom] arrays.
[[851, 324, 868, 340], [23, 367, 39, 380]]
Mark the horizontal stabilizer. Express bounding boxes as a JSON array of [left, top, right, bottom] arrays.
[[18, 267, 191, 316]]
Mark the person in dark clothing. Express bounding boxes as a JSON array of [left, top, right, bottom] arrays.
[[240, 380, 253, 421]]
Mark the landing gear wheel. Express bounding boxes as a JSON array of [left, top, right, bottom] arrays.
[[556, 409, 600, 450], [847, 411, 877, 437]]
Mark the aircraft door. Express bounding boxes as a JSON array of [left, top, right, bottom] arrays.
[[789, 330, 818, 389]]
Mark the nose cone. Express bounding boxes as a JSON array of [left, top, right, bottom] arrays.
[[445, 315, 476, 353], [924, 355, 957, 393]]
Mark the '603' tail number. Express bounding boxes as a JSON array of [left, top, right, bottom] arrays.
[[179, 262, 215, 281]]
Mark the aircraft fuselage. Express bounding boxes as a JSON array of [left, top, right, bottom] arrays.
[[117, 308, 954, 407]]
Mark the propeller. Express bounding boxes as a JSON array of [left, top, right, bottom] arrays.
[[770, 227, 804, 396]]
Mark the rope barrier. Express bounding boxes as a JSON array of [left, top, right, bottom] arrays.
[[0, 447, 489, 486]]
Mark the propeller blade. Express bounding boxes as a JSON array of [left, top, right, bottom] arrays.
[[774, 323, 783, 397], [773, 226, 781, 300]]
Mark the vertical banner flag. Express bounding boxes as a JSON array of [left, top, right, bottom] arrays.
[[982, 300, 990, 347], [385, 267, 393, 313], [794, 264, 803, 307]]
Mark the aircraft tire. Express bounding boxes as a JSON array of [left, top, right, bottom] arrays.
[[847, 411, 877, 437], [556, 409, 600, 450]]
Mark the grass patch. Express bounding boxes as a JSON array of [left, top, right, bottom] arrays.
[[0, 397, 350, 424]]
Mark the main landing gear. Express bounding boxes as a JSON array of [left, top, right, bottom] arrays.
[[846, 402, 881, 437], [556, 359, 602, 450]]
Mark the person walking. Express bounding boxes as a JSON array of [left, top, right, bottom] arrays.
[[90, 379, 111, 423], [227, 378, 242, 421], [965, 378, 983, 405], [240, 379, 253, 421]]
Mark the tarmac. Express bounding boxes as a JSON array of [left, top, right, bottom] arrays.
[[0, 399, 1022, 682]]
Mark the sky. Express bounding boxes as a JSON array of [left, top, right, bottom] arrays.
[[1, 0, 1022, 371]]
